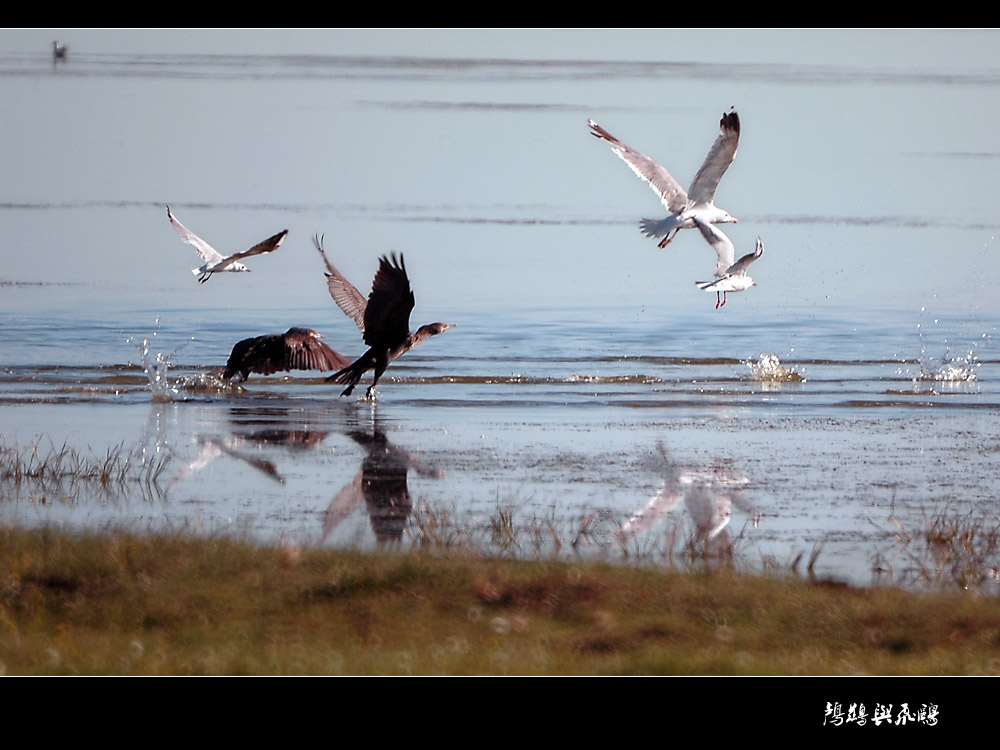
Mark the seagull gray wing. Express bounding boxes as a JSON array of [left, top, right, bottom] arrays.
[[693, 217, 736, 277], [312, 235, 368, 333], [686, 109, 740, 207], [167, 206, 224, 264], [227, 229, 288, 261], [725, 237, 763, 276], [588, 119, 688, 214]]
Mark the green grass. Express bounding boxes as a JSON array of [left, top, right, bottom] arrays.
[[2, 526, 1000, 675]]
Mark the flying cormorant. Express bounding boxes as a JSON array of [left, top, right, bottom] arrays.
[[313, 235, 454, 400]]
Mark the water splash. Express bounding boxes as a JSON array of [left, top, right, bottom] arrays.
[[912, 307, 986, 386], [130, 333, 183, 402], [919, 352, 979, 383], [126, 320, 235, 400], [743, 354, 805, 383]]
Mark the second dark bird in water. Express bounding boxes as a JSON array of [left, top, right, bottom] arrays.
[[222, 327, 350, 382]]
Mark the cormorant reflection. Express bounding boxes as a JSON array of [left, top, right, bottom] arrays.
[[324, 427, 443, 544]]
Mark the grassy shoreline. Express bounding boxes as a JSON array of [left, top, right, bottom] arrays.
[[2, 526, 999, 676]]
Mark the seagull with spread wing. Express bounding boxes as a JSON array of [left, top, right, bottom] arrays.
[[588, 109, 740, 248], [166, 206, 287, 283], [313, 235, 454, 400], [693, 218, 763, 309]]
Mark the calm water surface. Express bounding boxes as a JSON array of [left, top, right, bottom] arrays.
[[2, 296, 996, 588], [2, 33, 999, 588]]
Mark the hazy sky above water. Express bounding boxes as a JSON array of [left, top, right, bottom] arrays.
[[2, 28, 999, 320]]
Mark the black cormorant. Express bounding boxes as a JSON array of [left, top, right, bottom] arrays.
[[222, 327, 350, 382], [313, 235, 454, 399]]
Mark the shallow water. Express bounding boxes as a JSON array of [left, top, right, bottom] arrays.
[[2, 296, 997, 588], [2, 31, 999, 588]]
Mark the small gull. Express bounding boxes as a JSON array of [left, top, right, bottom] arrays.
[[166, 206, 286, 283], [588, 109, 740, 248], [692, 218, 763, 309]]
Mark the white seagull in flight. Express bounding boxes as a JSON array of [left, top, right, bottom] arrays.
[[693, 218, 763, 309], [166, 206, 287, 283], [588, 109, 740, 248]]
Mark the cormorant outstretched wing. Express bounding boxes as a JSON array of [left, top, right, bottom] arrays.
[[313, 235, 369, 333], [362, 253, 415, 348]]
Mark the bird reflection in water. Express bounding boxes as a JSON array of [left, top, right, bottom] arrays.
[[623, 444, 756, 554], [166, 434, 286, 491], [324, 427, 443, 544], [165, 409, 332, 492]]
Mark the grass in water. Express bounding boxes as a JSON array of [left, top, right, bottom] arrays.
[[0, 439, 168, 499], [3, 524, 1000, 675]]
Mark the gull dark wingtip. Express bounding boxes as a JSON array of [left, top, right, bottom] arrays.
[[721, 109, 740, 134]]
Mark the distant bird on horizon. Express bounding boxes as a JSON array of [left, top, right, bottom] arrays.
[[166, 206, 286, 283], [221, 327, 351, 382], [313, 235, 454, 400], [52, 41, 67, 65], [588, 109, 740, 248], [692, 218, 763, 309]]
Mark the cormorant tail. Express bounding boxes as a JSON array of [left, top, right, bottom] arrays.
[[327, 350, 374, 397]]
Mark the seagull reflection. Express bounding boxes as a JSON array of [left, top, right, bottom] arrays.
[[324, 427, 443, 544], [624, 444, 753, 547], [167, 434, 285, 491], [166, 410, 333, 492]]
